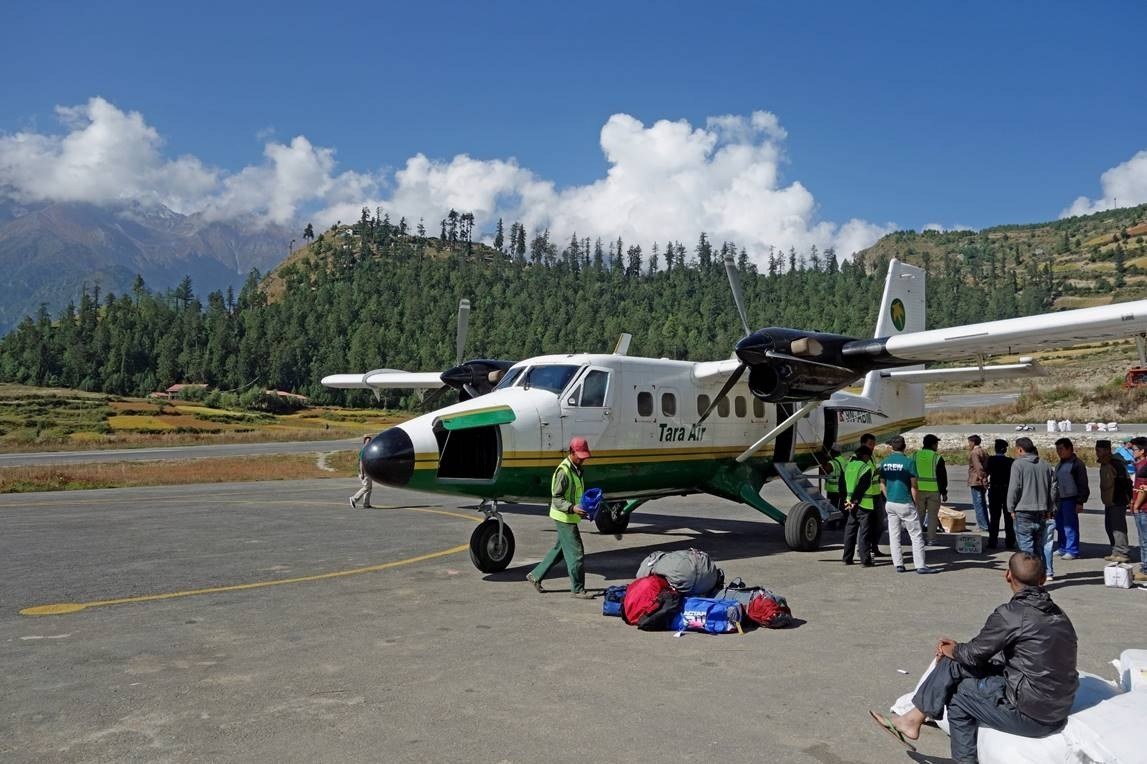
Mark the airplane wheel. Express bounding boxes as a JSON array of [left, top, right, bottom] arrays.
[[469, 519, 515, 573], [594, 502, 630, 535], [784, 501, 822, 551]]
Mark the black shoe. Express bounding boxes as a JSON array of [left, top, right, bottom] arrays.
[[871, 549, 886, 557], [861, 558, 875, 567], [843, 559, 854, 565]]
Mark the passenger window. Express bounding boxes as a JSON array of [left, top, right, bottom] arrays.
[[753, 398, 765, 418], [661, 392, 676, 417], [717, 396, 730, 418], [581, 370, 608, 407], [697, 394, 710, 416], [637, 391, 653, 417], [734, 395, 746, 418]]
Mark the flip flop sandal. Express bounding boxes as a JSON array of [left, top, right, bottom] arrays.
[[869, 710, 917, 752]]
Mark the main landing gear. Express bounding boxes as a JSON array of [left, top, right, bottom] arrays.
[[469, 500, 515, 573]]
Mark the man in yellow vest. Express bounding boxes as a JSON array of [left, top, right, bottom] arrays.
[[843, 445, 882, 566], [527, 436, 595, 598], [822, 442, 848, 512], [915, 434, 949, 544]]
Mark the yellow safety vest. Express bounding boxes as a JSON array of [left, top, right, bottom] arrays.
[[844, 459, 880, 510], [915, 449, 939, 492], [827, 454, 849, 495], [549, 458, 585, 523]]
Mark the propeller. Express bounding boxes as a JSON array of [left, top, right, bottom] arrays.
[[697, 254, 753, 425]]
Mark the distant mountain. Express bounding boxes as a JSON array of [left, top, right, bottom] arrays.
[[0, 200, 293, 332]]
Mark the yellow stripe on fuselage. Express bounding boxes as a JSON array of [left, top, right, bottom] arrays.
[[407, 417, 926, 472]]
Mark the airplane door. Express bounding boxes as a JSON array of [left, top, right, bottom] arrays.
[[560, 367, 613, 448]]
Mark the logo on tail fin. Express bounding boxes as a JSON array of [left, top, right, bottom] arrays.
[[890, 299, 906, 332]]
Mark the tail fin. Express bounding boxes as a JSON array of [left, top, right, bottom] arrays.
[[860, 259, 925, 424]]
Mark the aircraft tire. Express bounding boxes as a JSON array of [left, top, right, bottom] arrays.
[[784, 501, 822, 551], [594, 503, 630, 535], [469, 518, 516, 573]]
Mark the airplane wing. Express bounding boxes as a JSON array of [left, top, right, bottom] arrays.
[[879, 359, 1045, 384], [320, 369, 445, 391], [691, 358, 742, 381], [868, 301, 1147, 363]]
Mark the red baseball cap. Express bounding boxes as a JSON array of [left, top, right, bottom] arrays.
[[568, 436, 592, 459]]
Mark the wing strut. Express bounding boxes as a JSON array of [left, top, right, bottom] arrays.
[[735, 399, 819, 463]]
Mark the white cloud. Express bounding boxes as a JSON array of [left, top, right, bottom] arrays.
[[0, 99, 894, 259], [1062, 150, 1147, 217], [0, 97, 379, 226]]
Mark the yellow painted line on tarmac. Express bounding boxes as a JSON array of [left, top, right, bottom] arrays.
[[20, 506, 480, 617]]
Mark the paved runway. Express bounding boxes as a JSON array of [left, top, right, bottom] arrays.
[[1, 475, 1143, 762], [0, 437, 360, 467]]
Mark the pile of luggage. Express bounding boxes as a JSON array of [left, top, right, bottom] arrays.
[[601, 548, 793, 633]]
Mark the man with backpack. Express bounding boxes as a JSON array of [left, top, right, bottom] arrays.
[[527, 436, 595, 599], [1096, 439, 1132, 563]]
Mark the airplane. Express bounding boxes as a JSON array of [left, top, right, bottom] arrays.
[[323, 256, 1147, 573]]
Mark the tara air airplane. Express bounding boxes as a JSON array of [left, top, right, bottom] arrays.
[[323, 257, 1147, 573]]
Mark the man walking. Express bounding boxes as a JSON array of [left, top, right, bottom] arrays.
[[1053, 438, 1089, 560], [914, 434, 948, 544], [842, 445, 880, 567], [879, 436, 935, 574], [349, 434, 374, 508], [527, 436, 595, 598], [986, 439, 1016, 550], [871, 552, 1078, 762], [1096, 439, 1132, 563], [1008, 437, 1058, 581], [967, 435, 990, 534], [1127, 437, 1147, 583]]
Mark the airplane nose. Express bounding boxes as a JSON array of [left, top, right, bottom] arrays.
[[362, 427, 415, 486]]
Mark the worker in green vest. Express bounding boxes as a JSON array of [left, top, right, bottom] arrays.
[[842, 445, 882, 566], [823, 442, 849, 512], [861, 432, 887, 558], [527, 436, 595, 599], [914, 433, 949, 544]]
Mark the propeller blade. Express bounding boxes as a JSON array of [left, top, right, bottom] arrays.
[[697, 362, 745, 425], [723, 253, 752, 338], [455, 298, 471, 366]]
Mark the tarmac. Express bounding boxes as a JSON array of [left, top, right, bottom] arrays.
[[1, 470, 1144, 763]]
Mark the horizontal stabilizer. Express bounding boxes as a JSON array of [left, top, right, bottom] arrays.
[[321, 370, 445, 391]]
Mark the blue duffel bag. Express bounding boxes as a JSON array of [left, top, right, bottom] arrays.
[[601, 584, 627, 617], [669, 597, 743, 634]]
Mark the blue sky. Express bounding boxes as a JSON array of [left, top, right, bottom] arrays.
[[4, 1, 1146, 259]]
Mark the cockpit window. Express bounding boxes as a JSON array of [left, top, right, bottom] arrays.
[[521, 364, 581, 394], [493, 366, 524, 390]]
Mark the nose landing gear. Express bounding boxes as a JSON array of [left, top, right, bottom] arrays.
[[469, 500, 516, 572]]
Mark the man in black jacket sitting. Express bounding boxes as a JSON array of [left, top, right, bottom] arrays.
[[871, 551, 1078, 762]]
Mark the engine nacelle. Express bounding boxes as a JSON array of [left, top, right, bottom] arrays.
[[737, 327, 867, 402], [747, 359, 860, 402]]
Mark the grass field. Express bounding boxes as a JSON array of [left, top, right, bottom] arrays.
[[0, 384, 403, 453]]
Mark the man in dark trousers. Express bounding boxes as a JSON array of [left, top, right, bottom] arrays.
[[1096, 439, 1132, 563], [861, 433, 886, 557], [527, 436, 594, 598], [842, 445, 880, 567], [871, 552, 1078, 762], [986, 439, 1016, 550]]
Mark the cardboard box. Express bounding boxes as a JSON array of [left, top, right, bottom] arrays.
[[939, 506, 967, 534], [1105, 563, 1133, 589], [955, 533, 982, 554]]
